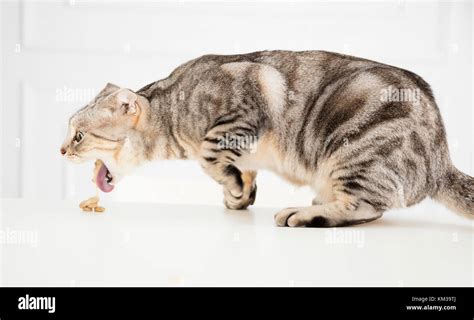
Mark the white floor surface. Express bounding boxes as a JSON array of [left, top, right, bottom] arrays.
[[1, 199, 472, 287]]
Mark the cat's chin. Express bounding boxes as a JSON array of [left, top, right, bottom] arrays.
[[66, 155, 86, 164]]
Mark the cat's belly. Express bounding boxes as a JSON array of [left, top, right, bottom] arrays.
[[234, 133, 313, 187]]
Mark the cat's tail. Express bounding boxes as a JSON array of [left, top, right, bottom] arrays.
[[435, 166, 474, 218]]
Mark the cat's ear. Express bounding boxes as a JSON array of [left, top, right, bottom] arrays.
[[115, 88, 139, 115], [99, 82, 120, 96]]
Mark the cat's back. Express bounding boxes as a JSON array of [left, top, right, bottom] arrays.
[[172, 50, 432, 109], [154, 50, 374, 90], [151, 50, 432, 103]]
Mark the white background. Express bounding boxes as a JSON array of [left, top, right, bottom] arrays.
[[1, 0, 473, 207], [0, 0, 472, 288]]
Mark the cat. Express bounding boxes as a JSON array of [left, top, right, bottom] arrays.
[[61, 50, 474, 227]]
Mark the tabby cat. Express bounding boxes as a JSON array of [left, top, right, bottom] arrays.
[[61, 50, 474, 227]]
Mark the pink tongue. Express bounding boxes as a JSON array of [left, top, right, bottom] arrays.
[[96, 163, 114, 193]]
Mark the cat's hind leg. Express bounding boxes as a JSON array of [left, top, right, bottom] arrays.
[[311, 195, 326, 206], [276, 168, 388, 227], [274, 200, 383, 227]]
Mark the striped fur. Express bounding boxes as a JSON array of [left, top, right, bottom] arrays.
[[63, 50, 474, 227]]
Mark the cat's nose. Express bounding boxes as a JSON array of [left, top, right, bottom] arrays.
[[60, 147, 66, 155]]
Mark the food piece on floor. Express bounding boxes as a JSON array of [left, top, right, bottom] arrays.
[[79, 196, 99, 209], [79, 160, 108, 213]]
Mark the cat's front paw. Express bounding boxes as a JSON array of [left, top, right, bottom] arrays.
[[223, 182, 257, 210]]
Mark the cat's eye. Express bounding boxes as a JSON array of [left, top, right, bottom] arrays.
[[74, 131, 84, 143]]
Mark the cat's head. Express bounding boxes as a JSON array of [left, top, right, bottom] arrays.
[[60, 83, 146, 192]]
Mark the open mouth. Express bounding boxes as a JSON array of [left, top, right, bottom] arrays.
[[95, 161, 115, 193]]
